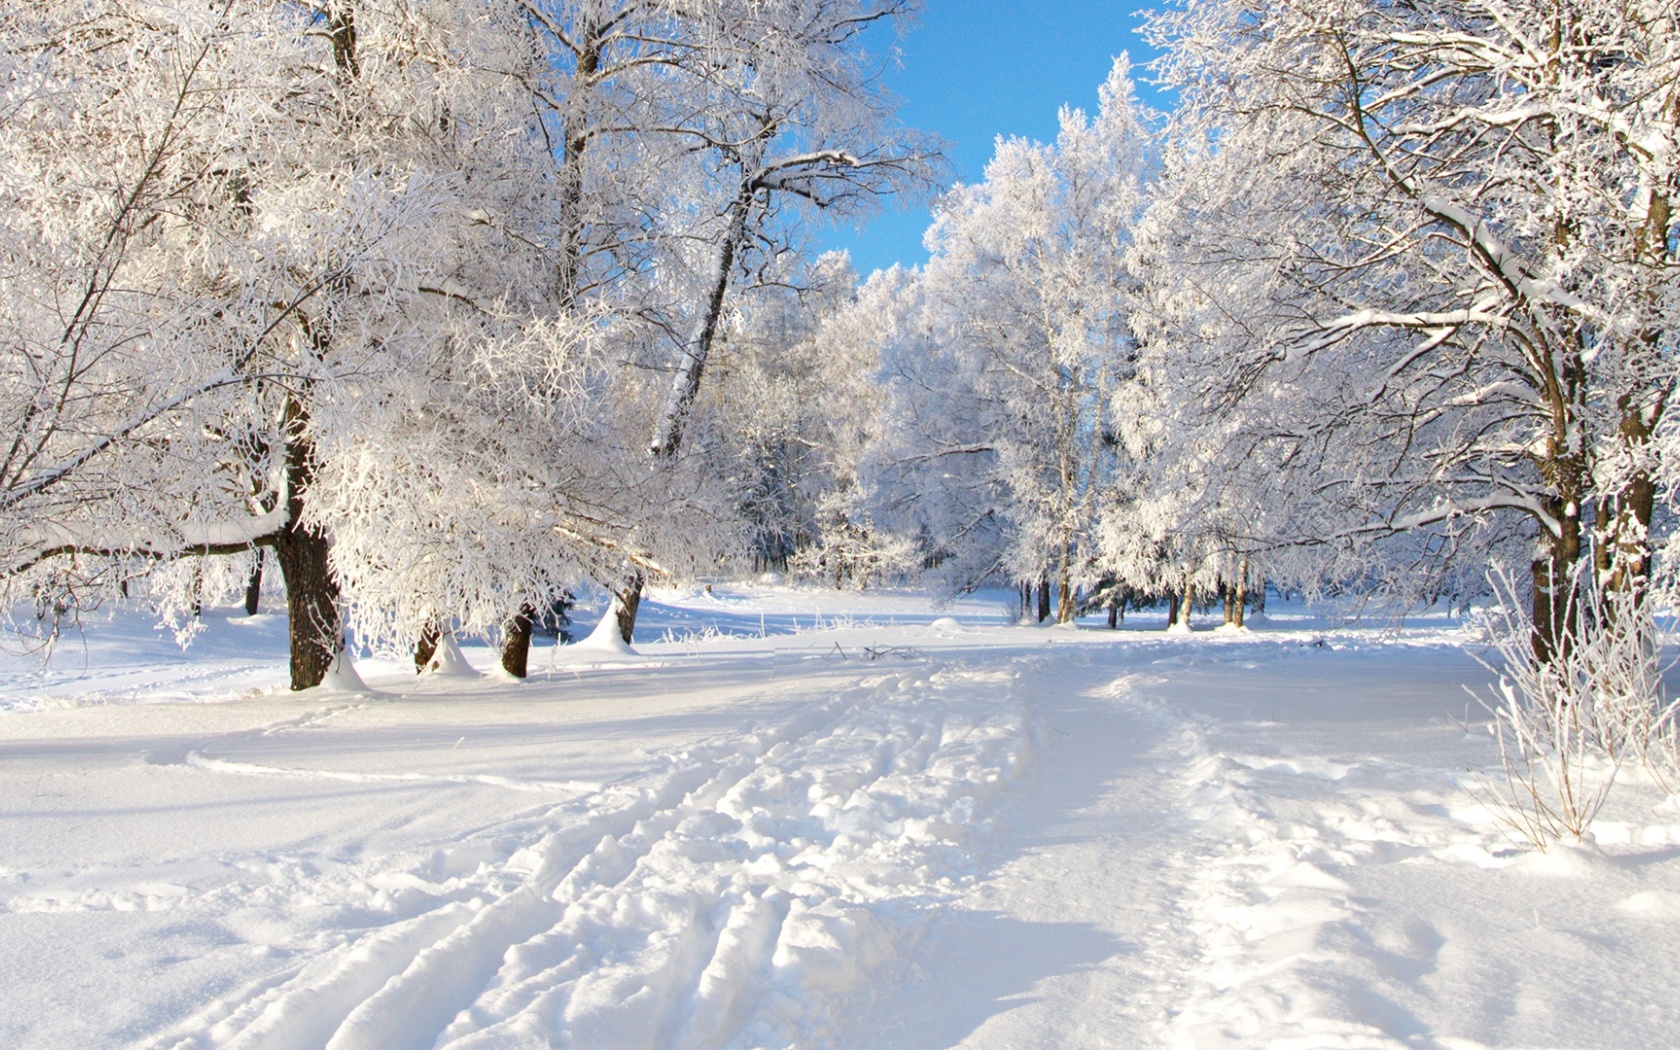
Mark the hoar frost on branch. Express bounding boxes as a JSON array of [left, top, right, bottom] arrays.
[[865, 59, 1151, 622], [0, 1, 514, 686], [0, 0, 944, 684], [1138, 0, 1680, 651]]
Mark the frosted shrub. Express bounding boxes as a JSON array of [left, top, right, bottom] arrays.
[[1470, 570, 1675, 849]]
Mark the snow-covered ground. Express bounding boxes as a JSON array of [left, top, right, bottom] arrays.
[[3, 587, 1678, 1049]]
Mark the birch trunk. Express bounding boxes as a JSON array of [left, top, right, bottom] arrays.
[[1055, 541, 1075, 624], [1233, 554, 1248, 629], [609, 193, 752, 644]]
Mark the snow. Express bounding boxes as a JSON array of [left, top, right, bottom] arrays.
[[3, 588, 1679, 1048], [421, 634, 479, 680]]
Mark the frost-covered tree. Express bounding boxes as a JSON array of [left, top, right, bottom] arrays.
[[0, 1, 540, 687], [603, 0, 943, 642], [366, 0, 714, 677], [1143, 0, 1680, 652], [874, 59, 1149, 620], [1, 0, 936, 681]]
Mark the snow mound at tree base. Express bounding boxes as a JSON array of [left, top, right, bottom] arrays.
[[421, 633, 480, 678], [566, 611, 640, 657]]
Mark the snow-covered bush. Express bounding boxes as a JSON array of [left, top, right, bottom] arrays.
[[1470, 570, 1677, 849]]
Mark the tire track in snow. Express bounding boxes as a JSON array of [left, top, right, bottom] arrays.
[[139, 699, 371, 767], [438, 665, 1024, 1050], [182, 752, 604, 795], [153, 659, 1033, 1050], [157, 691, 863, 1050]]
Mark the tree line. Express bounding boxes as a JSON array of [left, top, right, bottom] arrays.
[[5, 1, 1677, 693], [0, 0, 936, 687]]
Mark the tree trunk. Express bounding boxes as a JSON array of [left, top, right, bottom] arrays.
[[1233, 555, 1248, 629], [611, 571, 644, 645], [1531, 463, 1585, 663], [1055, 541, 1075, 624], [415, 623, 440, 673], [266, 16, 357, 693], [243, 549, 263, 615], [497, 20, 603, 678], [649, 197, 751, 460], [1603, 401, 1658, 601], [274, 516, 341, 691], [1107, 598, 1120, 629], [273, 398, 342, 691], [1166, 592, 1179, 628], [1223, 583, 1236, 625], [1594, 498, 1613, 581], [1036, 574, 1051, 623], [501, 606, 534, 678], [1048, 530, 1075, 621], [1531, 520, 1582, 664]]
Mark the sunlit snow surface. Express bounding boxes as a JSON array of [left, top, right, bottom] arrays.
[[3, 588, 1679, 1048]]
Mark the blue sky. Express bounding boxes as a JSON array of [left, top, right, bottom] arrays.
[[816, 2, 1166, 277]]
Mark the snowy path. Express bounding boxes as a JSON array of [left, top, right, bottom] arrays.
[[6, 592, 1680, 1048], [848, 637, 1680, 1049], [846, 651, 1193, 1047]]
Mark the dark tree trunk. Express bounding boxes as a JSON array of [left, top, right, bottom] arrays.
[[499, 613, 533, 678], [273, 397, 342, 691], [1055, 543, 1074, 624], [1036, 575, 1051, 623], [1223, 583, 1236, 625], [501, 606, 534, 677], [1167, 592, 1179, 628], [1107, 599, 1120, 629], [614, 572, 644, 645], [1595, 498, 1613, 580], [1526, 322, 1590, 662], [415, 623, 440, 673], [274, 517, 341, 690], [243, 549, 263, 616]]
